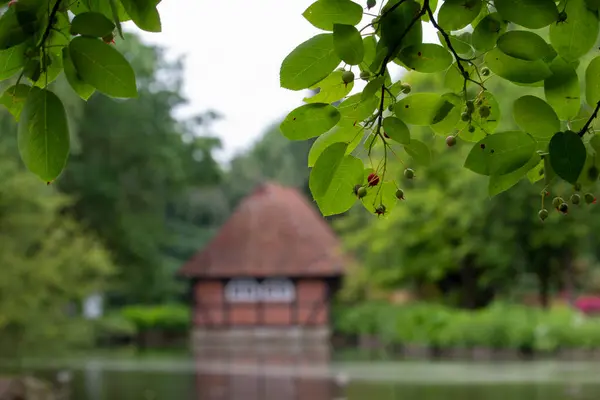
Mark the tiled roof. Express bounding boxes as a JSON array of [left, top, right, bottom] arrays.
[[178, 182, 346, 278]]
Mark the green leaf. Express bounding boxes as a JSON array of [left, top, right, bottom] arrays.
[[119, 0, 161, 32], [464, 131, 536, 176], [394, 93, 453, 126], [360, 36, 377, 73], [496, 31, 553, 61], [397, 43, 452, 73], [544, 57, 580, 120], [527, 160, 545, 183], [444, 62, 475, 92], [0, 84, 31, 121], [494, 0, 559, 29], [484, 47, 552, 84], [280, 103, 340, 140], [0, 8, 38, 50], [303, 0, 363, 31], [361, 76, 385, 102], [513, 96, 560, 139], [70, 12, 115, 37], [280, 34, 341, 91], [438, 32, 474, 57], [586, 56, 600, 108], [17, 88, 70, 182], [0, 42, 27, 80], [379, 0, 423, 54], [472, 13, 507, 53], [304, 70, 353, 104], [587, 0, 600, 9], [438, 0, 482, 31], [333, 24, 363, 65], [337, 93, 378, 127], [489, 155, 540, 197], [382, 117, 410, 144], [62, 47, 95, 101], [404, 139, 431, 166], [308, 124, 363, 167], [69, 36, 137, 98], [549, 131, 587, 184], [310, 143, 364, 216], [47, 11, 70, 56], [550, 0, 598, 62]]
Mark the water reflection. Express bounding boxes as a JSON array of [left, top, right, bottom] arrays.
[[192, 346, 344, 400]]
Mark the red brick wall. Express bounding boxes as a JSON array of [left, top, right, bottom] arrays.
[[193, 279, 329, 327]]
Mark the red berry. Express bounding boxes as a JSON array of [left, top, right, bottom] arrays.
[[367, 173, 380, 187]]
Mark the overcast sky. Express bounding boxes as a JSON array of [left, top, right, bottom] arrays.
[[136, 1, 438, 162]]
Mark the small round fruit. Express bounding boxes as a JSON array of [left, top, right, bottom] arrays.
[[375, 204, 386, 216], [588, 166, 599, 181], [342, 70, 355, 84], [558, 202, 569, 214], [585, 193, 596, 204], [475, 98, 484, 106], [479, 106, 491, 118], [465, 100, 475, 113], [552, 196, 564, 209], [387, 104, 394, 112], [571, 193, 581, 205], [360, 70, 371, 81], [558, 11, 567, 22], [404, 168, 415, 179], [481, 67, 490, 76], [461, 112, 470, 122], [367, 172, 380, 187], [468, 126, 476, 133], [400, 83, 412, 94], [395, 188, 405, 200], [538, 209, 549, 221], [446, 135, 457, 147], [357, 186, 367, 198], [367, 0, 376, 9], [102, 33, 115, 44], [353, 184, 361, 195]]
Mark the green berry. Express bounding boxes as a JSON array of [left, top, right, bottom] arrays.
[[360, 70, 371, 81], [400, 83, 412, 94], [571, 193, 581, 205], [468, 126, 476, 133], [342, 70, 355, 84], [461, 112, 470, 122], [475, 98, 484, 106], [375, 204, 386, 216], [481, 67, 490, 76], [479, 106, 491, 118], [465, 100, 475, 113], [558, 202, 569, 214], [558, 11, 567, 22], [538, 209, 549, 221], [387, 104, 394, 112], [367, 0, 376, 9], [585, 193, 596, 204], [404, 168, 415, 179], [395, 188, 404, 200], [446, 135, 457, 147], [357, 186, 367, 198], [552, 196, 564, 209]]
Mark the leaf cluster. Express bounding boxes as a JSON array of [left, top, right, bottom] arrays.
[[0, 0, 161, 183], [280, 0, 600, 219]]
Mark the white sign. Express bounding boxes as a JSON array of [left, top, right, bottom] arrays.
[[224, 278, 295, 303]]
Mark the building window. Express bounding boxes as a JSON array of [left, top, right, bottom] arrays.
[[224, 278, 295, 303]]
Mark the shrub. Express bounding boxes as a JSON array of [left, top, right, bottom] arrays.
[[119, 304, 190, 334]]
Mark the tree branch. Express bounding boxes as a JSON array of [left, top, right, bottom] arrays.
[[37, 0, 63, 48], [424, 3, 485, 91], [578, 101, 600, 137]]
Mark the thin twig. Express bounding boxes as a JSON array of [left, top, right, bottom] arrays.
[[37, 0, 63, 48], [579, 101, 600, 137]]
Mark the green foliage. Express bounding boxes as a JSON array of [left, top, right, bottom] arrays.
[[280, 0, 600, 219], [334, 302, 600, 352], [120, 304, 190, 334], [0, 0, 161, 182]]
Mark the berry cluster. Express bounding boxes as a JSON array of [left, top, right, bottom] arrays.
[[538, 185, 596, 222]]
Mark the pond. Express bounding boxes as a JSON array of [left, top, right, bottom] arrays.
[[2, 353, 600, 400]]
